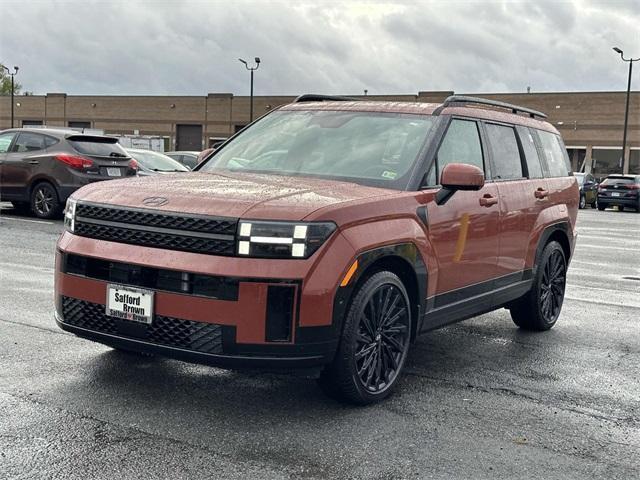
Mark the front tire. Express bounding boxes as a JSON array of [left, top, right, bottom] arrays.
[[510, 241, 567, 331], [318, 271, 412, 404], [30, 182, 61, 219]]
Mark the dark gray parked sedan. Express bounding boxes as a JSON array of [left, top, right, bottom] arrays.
[[0, 128, 137, 218]]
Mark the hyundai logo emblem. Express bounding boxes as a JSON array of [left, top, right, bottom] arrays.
[[142, 196, 169, 207]]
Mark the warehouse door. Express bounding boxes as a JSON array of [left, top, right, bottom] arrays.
[[176, 124, 203, 151]]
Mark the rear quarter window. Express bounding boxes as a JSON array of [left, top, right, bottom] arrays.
[[538, 130, 571, 177]]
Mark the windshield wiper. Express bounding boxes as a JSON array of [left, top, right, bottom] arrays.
[[109, 152, 128, 158]]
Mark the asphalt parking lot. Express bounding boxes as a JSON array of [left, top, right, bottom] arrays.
[[0, 203, 638, 479]]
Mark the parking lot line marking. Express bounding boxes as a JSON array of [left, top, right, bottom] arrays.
[[576, 244, 639, 252], [565, 296, 640, 309], [0, 216, 54, 225], [0, 262, 54, 272]]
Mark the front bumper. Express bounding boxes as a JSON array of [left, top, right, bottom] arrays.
[[54, 229, 357, 370], [55, 311, 332, 371]]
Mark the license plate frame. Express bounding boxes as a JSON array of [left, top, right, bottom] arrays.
[[611, 192, 621, 197], [106, 167, 122, 177], [106, 284, 154, 324]]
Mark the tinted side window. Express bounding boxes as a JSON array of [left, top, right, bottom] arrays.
[[538, 130, 571, 177], [435, 119, 484, 182], [0, 132, 17, 153], [485, 124, 523, 180], [14, 132, 46, 152], [516, 126, 543, 178]]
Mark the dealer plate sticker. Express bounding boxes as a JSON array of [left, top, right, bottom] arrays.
[[611, 192, 620, 197], [107, 167, 122, 177], [106, 284, 154, 324]]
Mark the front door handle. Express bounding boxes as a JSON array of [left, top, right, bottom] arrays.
[[29, 160, 40, 165], [535, 188, 549, 199], [479, 194, 498, 207]]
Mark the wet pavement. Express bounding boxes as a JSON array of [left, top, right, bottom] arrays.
[[0, 203, 638, 479]]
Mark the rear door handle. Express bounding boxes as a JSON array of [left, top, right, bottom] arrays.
[[28, 160, 40, 165], [479, 194, 498, 207], [535, 188, 549, 199]]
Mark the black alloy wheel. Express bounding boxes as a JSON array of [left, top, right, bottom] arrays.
[[318, 271, 412, 404], [354, 283, 410, 394], [539, 249, 566, 325], [510, 241, 567, 331], [30, 183, 61, 219]]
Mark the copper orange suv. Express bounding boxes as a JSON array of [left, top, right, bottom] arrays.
[[55, 95, 578, 404]]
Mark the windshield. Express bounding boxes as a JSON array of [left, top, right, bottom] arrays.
[[199, 110, 435, 189], [128, 150, 190, 172], [68, 136, 129, 157], [601, 177, 634, 186]]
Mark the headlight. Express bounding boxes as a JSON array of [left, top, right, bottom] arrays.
[[64, 198, 77, 233], [237, 220, 336, 259]]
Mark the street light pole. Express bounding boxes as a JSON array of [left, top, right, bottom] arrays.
[[2, 65, 19, 128], [238, 57, 261, 123], [613, 47, 638, 172]]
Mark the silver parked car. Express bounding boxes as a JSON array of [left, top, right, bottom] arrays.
[[164, 151, 199, 169], [126, 149, 190, 176]]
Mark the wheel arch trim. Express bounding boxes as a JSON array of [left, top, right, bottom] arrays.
[[332, 243, 428, 342]]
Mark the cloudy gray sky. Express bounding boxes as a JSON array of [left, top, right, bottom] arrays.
[[1, 0, 639, 96]]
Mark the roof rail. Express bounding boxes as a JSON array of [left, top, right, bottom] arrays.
[[294, 94, 360, 103], [433, 95, 547, 119]]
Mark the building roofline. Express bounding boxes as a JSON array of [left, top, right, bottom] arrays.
[[3, 89, 638, 100]]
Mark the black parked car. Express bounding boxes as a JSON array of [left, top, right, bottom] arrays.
[[597, 175, 640, 212], [0, 128, 137, 218], [574, 172, 598, 209]]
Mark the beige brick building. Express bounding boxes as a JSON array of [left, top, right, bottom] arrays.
[[1, 90, 638, 175]]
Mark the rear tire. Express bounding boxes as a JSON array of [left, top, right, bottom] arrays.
[[590, 200, 597, 209], [510, 241, 566, 331], [317, 271, 412, 405], [30, 182, 61, 219], [597, 204, 606, 211]]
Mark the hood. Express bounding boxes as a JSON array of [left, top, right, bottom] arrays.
[[72, 171, 397, 221]]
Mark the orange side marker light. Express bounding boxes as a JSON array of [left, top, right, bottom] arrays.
[[340, 260, 359, 287]]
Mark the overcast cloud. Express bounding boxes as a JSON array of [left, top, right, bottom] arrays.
[[1, 0, 639, 96]]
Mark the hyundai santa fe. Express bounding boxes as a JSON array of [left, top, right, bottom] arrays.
[[54, 95, 578, 404]]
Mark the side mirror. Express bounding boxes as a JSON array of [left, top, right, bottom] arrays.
[[436, 163, 485, 205]]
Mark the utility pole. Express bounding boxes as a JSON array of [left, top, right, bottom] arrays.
[[612, 47, 639, 171], [238, 57, 261, 122]]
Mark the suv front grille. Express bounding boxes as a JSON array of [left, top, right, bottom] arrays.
[[74, 202, 237, 255], [61, 296, 224, 354]]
